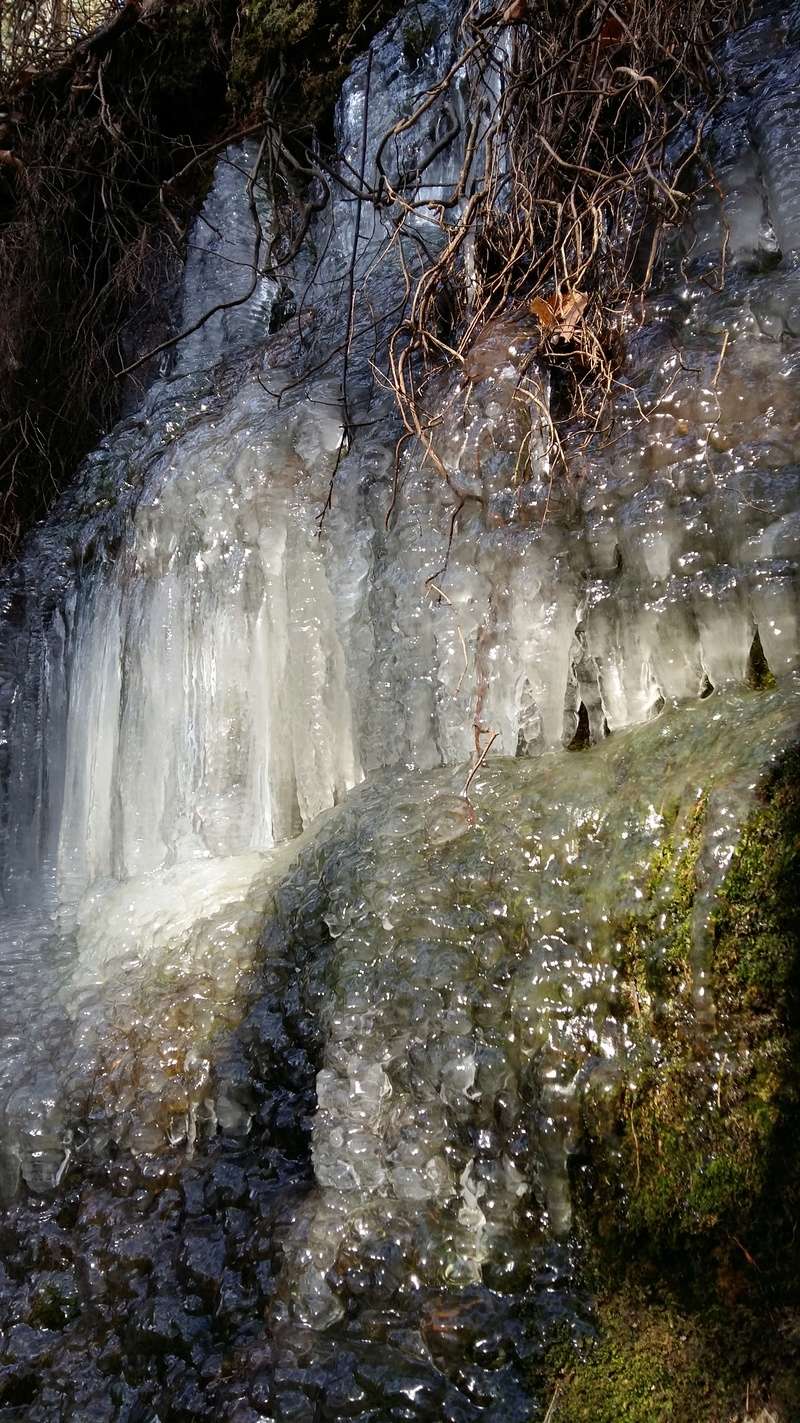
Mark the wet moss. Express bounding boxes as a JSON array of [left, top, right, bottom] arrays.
[[228, 0, 405, 126], [621, 793, 705, 1004], [587, 754, 799, 1246], [551, 746, 800, 1416], [545, 1292, 728, 1422], [713, 761, 799, 1005], [28, 1278, 80, 1331]]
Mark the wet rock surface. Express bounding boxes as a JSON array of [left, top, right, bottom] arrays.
[[0, 690, 796, 1418], [0, 0, 799, 1417]]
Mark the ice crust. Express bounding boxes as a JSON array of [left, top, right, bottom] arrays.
[[268, 688, 799, 1372], [0, 0, 798, 1417], [0, 690, 797, 1423]]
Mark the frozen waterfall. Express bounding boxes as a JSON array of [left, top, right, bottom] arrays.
[[0, 0, 799, 1418], [5, 8, 800, 919]]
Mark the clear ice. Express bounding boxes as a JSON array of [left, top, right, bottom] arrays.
[[0, 0, 799, 1418]]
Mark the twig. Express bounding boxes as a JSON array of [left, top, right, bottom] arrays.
[[115, 132, 269, 379], [543, 1378, 566, 1423], [712, 329, 729, 388], [462, 730, 498, 798]]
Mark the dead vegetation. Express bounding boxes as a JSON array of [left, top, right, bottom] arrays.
[[0, 0, 745, 556], [244, 0, 746, 509], [0, 0, 410, 560], [373, 0, 745, 477], [1, 0, 115, 94], [0, 0, 242, 557]]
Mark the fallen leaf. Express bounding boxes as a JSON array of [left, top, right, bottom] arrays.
[[553, 287, 588, 339], [530, 289, 588, 339], [529, 295, 555, 326]]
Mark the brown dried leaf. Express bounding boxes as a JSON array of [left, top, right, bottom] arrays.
[[529, 295, 555, 327], [552, 288, 588, 339], [530, 290, 588, 338]]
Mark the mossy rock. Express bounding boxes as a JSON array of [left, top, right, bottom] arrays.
[[547, 747, 800, 1418], [228, 0, 405, 125], [545, 1292, 729, 1422]]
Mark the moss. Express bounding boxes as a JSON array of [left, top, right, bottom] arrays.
[[615, 793, 704, 1009], [584, 758, 800, 1247], [28, 1279, 80, 1330], [712, 757, 800, 1005], [546, 1293, 730, 1423], [228, 0, 405, 126], [247, 0, 319, 48], [548, 747, 800, 1416]]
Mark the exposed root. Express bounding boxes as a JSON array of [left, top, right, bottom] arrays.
[[0, 0, 745, 553], [371, 0, 743, 479]]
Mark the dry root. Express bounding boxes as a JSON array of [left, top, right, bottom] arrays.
[[373, 0, 743, 475]]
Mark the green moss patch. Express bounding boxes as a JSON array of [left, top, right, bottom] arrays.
[[228, 0, 405, 126], [546, 1292, 728, 1423], [551, 747, 800, 1417]]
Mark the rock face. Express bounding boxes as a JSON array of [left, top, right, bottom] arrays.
[[0, 0, 798, 1418]]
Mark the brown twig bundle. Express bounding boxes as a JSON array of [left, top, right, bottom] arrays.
[[375, 0, 742, 472]]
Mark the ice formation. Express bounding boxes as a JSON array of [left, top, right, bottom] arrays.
[[5, 4, 800, 915], [0, 0, 798, 1417]]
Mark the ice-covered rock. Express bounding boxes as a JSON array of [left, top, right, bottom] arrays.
[[0, 0, 798, 1417]]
